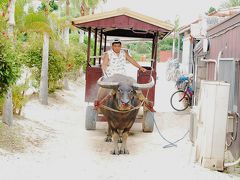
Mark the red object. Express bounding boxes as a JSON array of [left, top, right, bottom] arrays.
[[144, 101, 156, 112], [137, 67, 156, 105], [67, 64, 73, 70], [85, 66, 103, 102], [77, 15, 166, 32], [94, 100, 100, 109], [159, 50, 172, 62], [94, 94, 112, 109]]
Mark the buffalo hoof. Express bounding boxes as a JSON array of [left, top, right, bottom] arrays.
[[105, 136, 112, 142], [119, 148, 129, 154], [110, 149, 120, 155]]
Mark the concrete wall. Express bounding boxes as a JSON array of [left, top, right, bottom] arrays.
[[181, 35, 191, 74]]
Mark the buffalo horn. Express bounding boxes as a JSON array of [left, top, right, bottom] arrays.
[[132, 76, 155, 90], [97, 76, 119, 89]]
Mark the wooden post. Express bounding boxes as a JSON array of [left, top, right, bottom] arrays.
[[87, 27, 91, 66], [151, 36, 155, 68], [94, 28, 98, 65], [151, 39, 154, 59], [153, 32, 159, 71], [99, 29, 103, 64], [104, 35, 107, 52]]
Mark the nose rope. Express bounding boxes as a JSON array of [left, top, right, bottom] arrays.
[[99, 101, 144, 113], [94, 90, 155, 113]]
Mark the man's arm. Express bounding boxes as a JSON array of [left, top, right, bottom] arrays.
[[101, 52, 109, 76], [125, 51, 146, 72]]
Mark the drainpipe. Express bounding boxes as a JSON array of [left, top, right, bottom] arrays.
[[200, 50, 224, 81], [200, 58, 217, 81], [224, 158, 240, 167]]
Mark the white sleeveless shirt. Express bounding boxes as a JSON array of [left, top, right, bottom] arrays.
[[105, 49, 127, 77]]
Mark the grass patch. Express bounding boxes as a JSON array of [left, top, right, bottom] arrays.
[[0, 121, 25, 153]]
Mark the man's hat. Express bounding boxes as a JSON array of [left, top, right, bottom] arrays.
[[112, 38, 122, 45]]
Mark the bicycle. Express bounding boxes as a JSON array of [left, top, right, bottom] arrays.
[[170, 80, 193, 111]]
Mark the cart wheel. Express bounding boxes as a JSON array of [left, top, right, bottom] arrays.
[[85, 106, 97, 130], [142, 110, 154, 132]]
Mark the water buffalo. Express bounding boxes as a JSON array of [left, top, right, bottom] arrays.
[[97, 74, 154, 155]]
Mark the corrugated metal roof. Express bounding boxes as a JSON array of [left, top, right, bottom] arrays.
[[208, 12, 240, 34]]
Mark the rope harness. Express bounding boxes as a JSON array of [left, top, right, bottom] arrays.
[[94, 90, 155, 113]]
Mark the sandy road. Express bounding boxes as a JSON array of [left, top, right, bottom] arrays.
[[0, 63, 239, 180]]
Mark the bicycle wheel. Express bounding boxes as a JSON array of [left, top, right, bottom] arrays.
[[170, 90, 190, 111]]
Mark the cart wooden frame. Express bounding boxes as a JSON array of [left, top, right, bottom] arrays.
[[72, 8, 173, 132]]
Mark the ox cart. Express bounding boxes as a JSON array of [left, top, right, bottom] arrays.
[[72, 8, 173, 132]]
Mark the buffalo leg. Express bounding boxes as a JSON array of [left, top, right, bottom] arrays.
[[110, 131, 120, 155], [105, 124, 112, 142], [120, 132, 129, 154]]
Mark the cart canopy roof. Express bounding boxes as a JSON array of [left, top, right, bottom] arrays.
[[72, 8, 174, 39]]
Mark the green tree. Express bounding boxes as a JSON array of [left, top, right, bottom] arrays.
[[23, 7, 56, 105], [0, 0, 22, 125], [206, 7, 216, 15], [221, 0, 240, 8], [0, 33, 20, 98]]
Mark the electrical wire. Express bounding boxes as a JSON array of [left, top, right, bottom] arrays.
[[150, 112, 189, 148], [143, 38, 189, 149]]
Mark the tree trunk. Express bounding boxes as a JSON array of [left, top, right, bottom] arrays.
[[79, 30, 84, 44], [63, 27, 70, 45], [63, 75, 69, 90], [7, 0, 16, 37], [63, 0, 71, 90], [172, 32, 176, 59], [177, 32, 180, 60], [2, 0, 16, 125], [39, 33, 49, 105], [64, 0, 70, 45], [3, 91, 13, 126]]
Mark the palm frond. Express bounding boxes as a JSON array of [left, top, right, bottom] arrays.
[[24, 12, 49, 25], [0, 0, 9, 18], [0, 0, 8, 9], [15, 0, 29, 28], [0, 15, 7, 32], [23, 12, 55, 37]]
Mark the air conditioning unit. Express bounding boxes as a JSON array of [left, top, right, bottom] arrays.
[[195, 80, 230, 171]]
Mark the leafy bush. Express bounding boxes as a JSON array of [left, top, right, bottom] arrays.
[[126, 42, 152, 61], [48, 49, 66, 92], [22, 35, 66, 93], [0, 35, 21, 98], [68, 44, 87, 75], [158, 37, 183, 51], [69, 32, 87, 73], [12, 81, 29, 115]]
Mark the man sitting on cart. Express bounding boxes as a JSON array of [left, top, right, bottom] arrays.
[[101, 38, 147, 77]]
